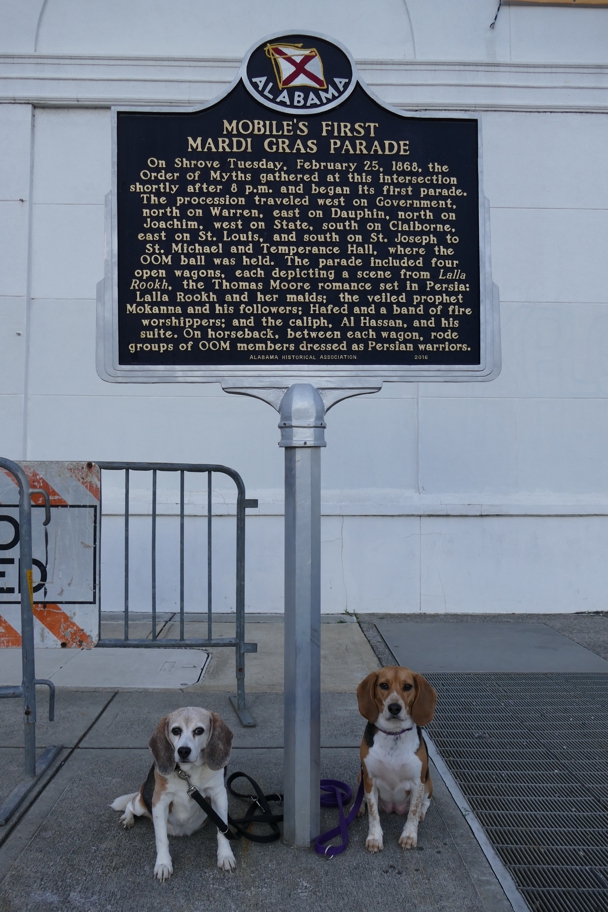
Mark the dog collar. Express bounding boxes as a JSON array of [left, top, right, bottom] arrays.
[[375, 725, 413, 736]]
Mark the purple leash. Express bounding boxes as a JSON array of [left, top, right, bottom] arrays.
[[314, 731, 413, 856], [314, 774, 365, 857]]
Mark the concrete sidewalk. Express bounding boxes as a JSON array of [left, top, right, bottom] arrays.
[[368, 612, 608, 672], [0, 691, 511, 912], [4, 613, 606, 912], [0, 614, 379, 691], [0, 615, 511, 912]]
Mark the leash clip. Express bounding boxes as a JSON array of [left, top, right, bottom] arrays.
[[177, 767, 199, 800], [178, 770, 197, 798], [180, 768, 231, 836]]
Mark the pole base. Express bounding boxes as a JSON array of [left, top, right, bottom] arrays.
[[0, 745, 63, 826], [229, 695, 256, 728]]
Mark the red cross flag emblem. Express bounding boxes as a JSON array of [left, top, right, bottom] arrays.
[[265, 43, 327, 90]]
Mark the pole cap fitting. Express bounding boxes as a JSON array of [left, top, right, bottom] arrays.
[[278, 384, 327, 448]]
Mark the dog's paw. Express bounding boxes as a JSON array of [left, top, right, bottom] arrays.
[[366, 835, 383, 854], [399, 830, 418, 850], [357, 802, 367, 818], [119, 811, 135, 829], [217, 851, 236, 872], [154, 860, 173, 882]]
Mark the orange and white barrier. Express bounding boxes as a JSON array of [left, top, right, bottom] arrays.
[[0, 462, 99, 648]]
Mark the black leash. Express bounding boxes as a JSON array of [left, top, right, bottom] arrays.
[[180, 766, 363, 853], [178, 768, 283, 843]]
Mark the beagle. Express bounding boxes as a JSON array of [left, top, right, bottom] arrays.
[[356, 666, 437, 853], [111, 707, 235, 880]]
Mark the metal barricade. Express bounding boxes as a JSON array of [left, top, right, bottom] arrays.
[[96, 463, 258, 726], [0, 457, 61, 826]]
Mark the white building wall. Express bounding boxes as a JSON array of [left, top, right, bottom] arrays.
[[1, 0, 608, 614], [0, 103, 31, 455]]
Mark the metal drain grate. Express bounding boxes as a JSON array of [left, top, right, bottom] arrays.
[[425, 673, 608, 912]]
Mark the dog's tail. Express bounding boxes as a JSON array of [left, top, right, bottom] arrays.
[[110, 792, 137, 811]]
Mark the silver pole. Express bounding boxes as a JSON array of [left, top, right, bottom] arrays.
[[17, 465, 36, 778], [279, 384, 326, 846], [0, 458, 36, 776]]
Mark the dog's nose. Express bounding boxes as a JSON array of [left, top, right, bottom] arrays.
[[387, 703, 402, 716], [177, 746, 191, 759]]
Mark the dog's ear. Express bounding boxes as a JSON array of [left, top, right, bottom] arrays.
[[205, 712, 233, 771], [410, 674, 437, 727], [357, 671, 380, 722], [149, 716, 175, 776]]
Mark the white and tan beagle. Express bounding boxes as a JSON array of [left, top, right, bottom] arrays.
[[111, 707, 235, 880], [357, 666, 437, 853]]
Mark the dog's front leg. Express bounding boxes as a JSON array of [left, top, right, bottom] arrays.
[[363, 772, 383, 853], [151, 799, 173, 881], [356, 770, 367, 818], [399, 781, 425, 850], [209, 787, 236, 871]]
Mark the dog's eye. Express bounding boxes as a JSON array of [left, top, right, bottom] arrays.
[[193, 727, 205, 736], [171, 727, 182, 736], [403, 684, 413, 691], [379, 682, 389, 690]]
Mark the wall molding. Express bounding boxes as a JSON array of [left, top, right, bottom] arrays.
[[1, 54, 608, 112], [100, 486, 608, 517]]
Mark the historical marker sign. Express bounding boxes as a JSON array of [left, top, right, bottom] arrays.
[[98, 33, 499, 384]]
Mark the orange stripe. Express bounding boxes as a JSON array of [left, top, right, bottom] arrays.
[[32, 603, 94, 648], [1, 463, 100, 505], [0, 614, 22, 648], [23, 468, 67, 506], [66, 464, 100, 502]]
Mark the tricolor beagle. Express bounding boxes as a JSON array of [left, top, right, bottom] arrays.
[[111, 707, 235, 880], [357, 666, 437, 852]]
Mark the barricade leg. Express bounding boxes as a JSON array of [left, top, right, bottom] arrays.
[[230, 483, 256, 727], [0, 457, 61, 826]]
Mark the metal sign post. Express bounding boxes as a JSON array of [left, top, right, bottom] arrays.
[[280, 385, 324, 844], [224, 381, 380, 844]]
